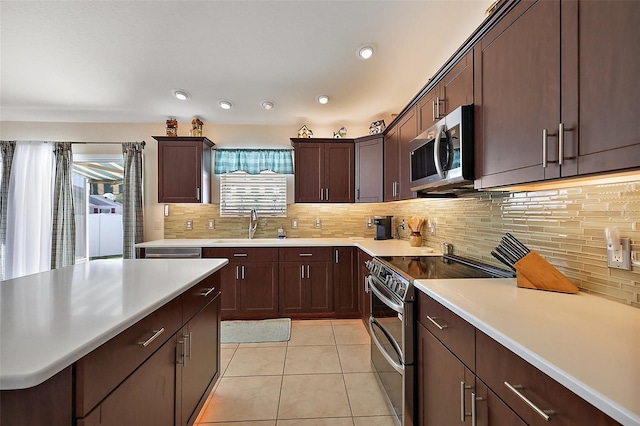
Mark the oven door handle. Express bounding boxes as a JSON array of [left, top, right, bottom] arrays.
[[368, 276, 404, 315], [369, 316, 404, 374]]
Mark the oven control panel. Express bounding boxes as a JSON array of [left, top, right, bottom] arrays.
[[366, 258, 411, 301]]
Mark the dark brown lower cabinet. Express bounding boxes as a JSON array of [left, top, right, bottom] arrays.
[[279, 261, 332, 314], [78, 335, 177, 426], [417, 322, 476, 425], [333, 247, 358, 315], [176, 294, 221, 426]]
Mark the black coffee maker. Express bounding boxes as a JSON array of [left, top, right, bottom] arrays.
[[374, 216, 393, 240]]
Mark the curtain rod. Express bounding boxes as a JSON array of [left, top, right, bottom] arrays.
[[10, 140, 146, 147]]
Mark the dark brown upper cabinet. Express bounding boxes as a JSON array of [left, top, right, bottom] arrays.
[[474, 0, 640, 189], [155, 136, 214, 203], [418, 51, 474, 134], [354, 135, 384, 203], [291, 138, 354, 203], [384, 108, 417, 201]]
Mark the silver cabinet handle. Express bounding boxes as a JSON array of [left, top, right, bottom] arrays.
[[241, 265, 245, 280], [335, 249, 339, 264], [436, 96, 441, 119], [320, 188, 324, 201], [306, 265, 310, 278], [301, 265, 305, 279], [461, 381, 472, 421], [542, 128, 548, 168], [326, 188, 329, 200], [558, 122, 564, 166], [426, 315, 447, 330], [201, 287, 216, 297], [504, 381, 554, 421], [236, 265, 239, 280], [177, 339, 185, 366], [186, 331, 192, 360], [138, 327, 165, 347], [471, 392, 481, 426], [196, 187, 200, 201], [432, 99, 437, 122], [233, 253, 248, 257], [299, 253, 313, 257]]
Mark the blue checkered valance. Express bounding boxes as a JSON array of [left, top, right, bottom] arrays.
[[214, 149, 294, 175]]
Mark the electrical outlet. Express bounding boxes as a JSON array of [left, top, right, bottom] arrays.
[[314, 218, 322, 229], [291, 219, 298, 229], [366, 217, 373, 228], [607, 237, 631, 270], [428, 218, 437, 236], [208, 219, 215, 230], [186, 220, 193, 230]]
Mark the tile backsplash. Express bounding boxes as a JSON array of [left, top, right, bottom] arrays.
[[164, 180, 640, 308]]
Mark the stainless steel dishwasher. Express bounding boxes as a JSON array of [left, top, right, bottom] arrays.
[[143, 247, 202, 259]]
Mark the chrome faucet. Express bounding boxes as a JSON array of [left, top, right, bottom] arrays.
[[248, 209, 258, 239]]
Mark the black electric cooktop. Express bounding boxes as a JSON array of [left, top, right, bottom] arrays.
[[379, 254, 514, 281]]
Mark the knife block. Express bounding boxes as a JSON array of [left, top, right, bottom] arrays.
[[513, 250, 579, 294]]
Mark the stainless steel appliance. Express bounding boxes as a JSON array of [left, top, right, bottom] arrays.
[[365, 254, 513, 426], [409, 105, 474, 194], [374, 216, 393, 240]]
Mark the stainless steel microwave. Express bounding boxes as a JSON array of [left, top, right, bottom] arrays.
[[409, 105, 474, 193]]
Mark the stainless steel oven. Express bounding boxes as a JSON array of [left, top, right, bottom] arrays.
[[366, 258, 415, 426], [366, 254, 514, 426]]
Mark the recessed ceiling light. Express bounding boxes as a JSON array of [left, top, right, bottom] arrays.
[[261, 100, 275, 110], [172, 90, 189, 100], [219, 100, 233, 110], [317, 95, 330, 105], [357, 45, 374, 60]]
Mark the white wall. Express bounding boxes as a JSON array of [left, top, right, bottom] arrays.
[[1, 120, 370, 241]]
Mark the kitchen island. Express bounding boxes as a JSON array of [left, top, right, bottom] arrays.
[[0, 258, 228, 425]]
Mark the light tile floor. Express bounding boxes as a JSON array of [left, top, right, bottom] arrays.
[[195, 319, 395, 426]]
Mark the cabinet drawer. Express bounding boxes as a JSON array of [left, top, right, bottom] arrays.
[[203, 247, 278, 262], [417, 292, 475, 370], [476, 331, 618, 426], [182, 273, 220, 323], [75, 298, 182, 417], [279, 247, 332, 262]]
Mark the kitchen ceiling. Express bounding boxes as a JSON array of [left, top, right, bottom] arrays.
[[1, 1, 492, 127]]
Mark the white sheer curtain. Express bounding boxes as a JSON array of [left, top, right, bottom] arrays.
[[5, 141, 55, 279]]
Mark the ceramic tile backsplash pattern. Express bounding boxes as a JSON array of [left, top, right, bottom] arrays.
[[164, 181, 640, 307]]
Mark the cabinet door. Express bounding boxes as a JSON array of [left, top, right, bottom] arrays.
[[178, 294, 221, 426], [279, 262, 305, 314], [324, 143, 354, 202], [333, 247, 357, 314], [441, 51, 473, 117], [417, 323, 474, 425], [397, 109, 417, 200], [97, 335, 176, 426], [475, 0, 561, 188], [418, 87, 441, 134], [218, 262, 240, 318], [355, 137, 383, 203], [242, 261, 279, 315], [475, 379, 527, 426], [307, 262, 332, 312], [384, 126, 399, 201], [568, 0, 640, 176], [294, 143, 322, 202], [158, 141, 204, 203]]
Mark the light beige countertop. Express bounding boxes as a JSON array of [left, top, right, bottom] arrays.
[[0, 258, 228, 390], [414, 278, 640, 426], [136, 237, 439, 257]]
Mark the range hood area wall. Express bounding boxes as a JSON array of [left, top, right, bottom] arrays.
[[165, 179, 640, 308]]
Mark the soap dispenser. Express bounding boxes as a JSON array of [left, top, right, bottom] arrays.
[[278, 225, 286, 239]]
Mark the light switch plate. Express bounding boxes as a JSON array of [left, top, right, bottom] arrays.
[[208, 219, 215, 230], [291, 219, 298, 229]]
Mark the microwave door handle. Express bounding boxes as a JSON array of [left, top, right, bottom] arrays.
[[433, 124, 446, 178]]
